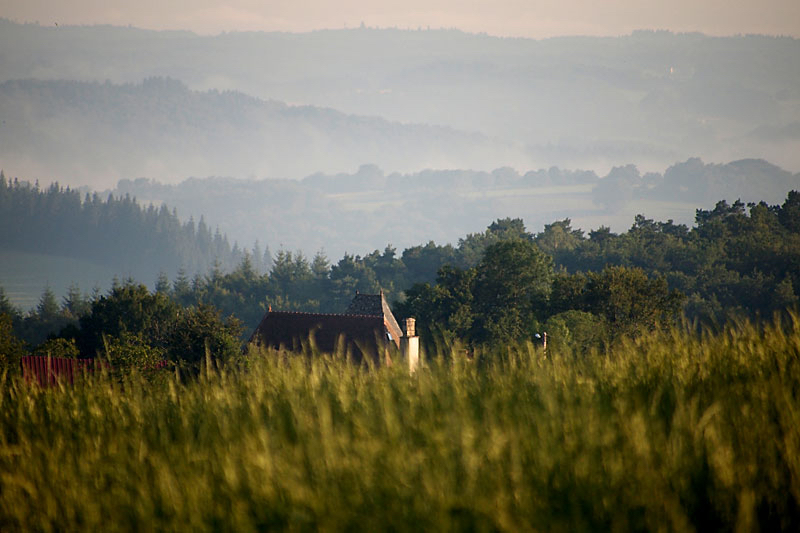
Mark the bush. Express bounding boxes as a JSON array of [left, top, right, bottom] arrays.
[[543, 309, 606, 354], [32, 338, 80, 358], [166, 304, 243, 367], [0, 313, 26, 376]]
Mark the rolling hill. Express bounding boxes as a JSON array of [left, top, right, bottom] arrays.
[[0, 77, 531, 187]]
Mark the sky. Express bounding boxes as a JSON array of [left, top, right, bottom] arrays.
[[1, 0, 799, 38]]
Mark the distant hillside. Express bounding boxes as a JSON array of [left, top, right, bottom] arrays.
[[0, 77, 530, 186], [2, 157, 797, 308], [1, 19, 799, 183], [113, 159, 800, 261], [594, 158, 800, 211], [0, 174, 261, 307]]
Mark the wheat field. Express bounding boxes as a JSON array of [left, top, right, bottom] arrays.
[[2, 316, 800, 531]]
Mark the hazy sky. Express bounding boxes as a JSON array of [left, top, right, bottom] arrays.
[[2, 0, 798, 38]]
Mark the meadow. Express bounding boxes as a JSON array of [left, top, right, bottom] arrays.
[[1, 315, 799, 531], [0, 250, 117, 311], [327, 183, 699, 240]]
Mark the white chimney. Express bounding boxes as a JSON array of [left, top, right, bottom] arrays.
[[401, 318, 419, 373]]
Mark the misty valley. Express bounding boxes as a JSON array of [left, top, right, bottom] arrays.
[[2, 17, 800, 531]]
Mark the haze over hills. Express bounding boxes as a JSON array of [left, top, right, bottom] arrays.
[[1, 18, 800, 307], [4, 154, 796, 310], [113, 158, 800, 261], [1, 19, 799, 188], [0, 77, 529, 187]]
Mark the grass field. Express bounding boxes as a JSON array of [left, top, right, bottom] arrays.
[[327, 185, 699, 237], [0, 250, 118, 311], [2, 316, 799, 531]]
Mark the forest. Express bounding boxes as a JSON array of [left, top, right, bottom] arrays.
[[0, 172, 267, 287], [2, 190, 798, 371]]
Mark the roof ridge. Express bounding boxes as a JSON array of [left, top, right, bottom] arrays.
[[266, 310, 383, 319]]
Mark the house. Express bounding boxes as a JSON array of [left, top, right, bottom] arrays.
[[248, 291, 419, 369]]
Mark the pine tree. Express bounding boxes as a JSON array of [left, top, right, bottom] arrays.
[[36, 286, 60, 320], [0, 286, 20, 319], [173, 269, 193, 306], [155, 272, 171, 295], [62, 283, 90, 318], [262, 245, 273, 273], [252, 241, 263, 274]]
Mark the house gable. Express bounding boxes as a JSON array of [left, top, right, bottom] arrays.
[[345, 291, 403, 345]]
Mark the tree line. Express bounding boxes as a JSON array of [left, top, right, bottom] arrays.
[[113, 158, 799, 262], [0, 282, 242, 375], [0, 172, 270, 280], [2, 192, 799, 370]]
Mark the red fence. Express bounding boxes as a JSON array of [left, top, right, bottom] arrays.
[[20, 356, 170, 387], [21, 356, 103, 387]]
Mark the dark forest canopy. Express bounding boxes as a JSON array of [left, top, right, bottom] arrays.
[[170, 191, 800, 346], [4, 191, 798, 360], [0, 172, 265, 282], [395, 194, 800, 346]]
